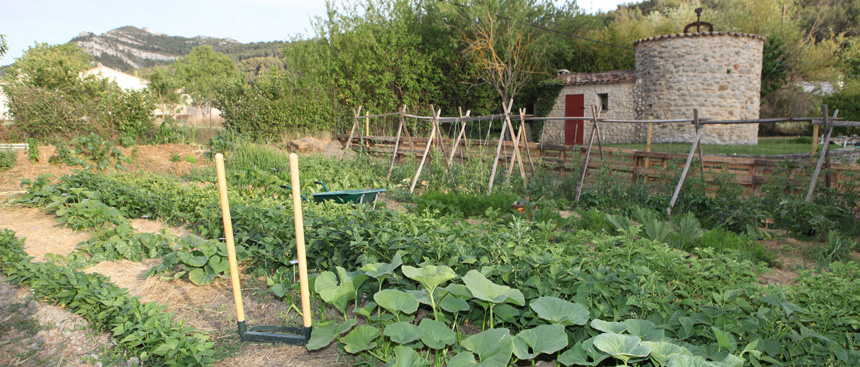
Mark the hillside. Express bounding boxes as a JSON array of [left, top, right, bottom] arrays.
[[70, 26, 285, 71]]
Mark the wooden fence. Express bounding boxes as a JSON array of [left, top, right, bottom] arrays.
[[337, 134, 860, 195]]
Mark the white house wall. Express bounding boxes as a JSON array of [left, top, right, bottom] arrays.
[[83, 66, 148, 91], [0, 87, 9, 120]]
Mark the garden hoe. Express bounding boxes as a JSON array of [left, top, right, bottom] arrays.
[[215, 153, 312, 345]]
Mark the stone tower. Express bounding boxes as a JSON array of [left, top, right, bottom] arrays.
[[634, 32, 765, 145]]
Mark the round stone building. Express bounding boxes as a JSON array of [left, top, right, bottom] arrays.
[[543, 32, 765, 146], [635, 32, 765, 145]]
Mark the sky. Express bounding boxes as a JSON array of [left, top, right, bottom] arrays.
[[1, 0, 632, 65]]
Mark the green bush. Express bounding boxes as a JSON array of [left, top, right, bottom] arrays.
[[414, 191, 518, 218], [805, 231, 858, 271], [698, 228, 777, 266], [578, 207, 612, 233], [26, 138, 40, 163], [0, 148, 16, 171]]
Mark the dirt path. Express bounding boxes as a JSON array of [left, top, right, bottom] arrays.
[[0, 278, 111, 367], [0, 205, 90, 261]]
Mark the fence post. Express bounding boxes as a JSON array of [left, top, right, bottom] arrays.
[[344, 106, 362, 151], [410, 108, 441, 193], [488, 100, 514, 195], [387, 106, 406, 179], [575, 118, 599, 202], [668, 121, 706, 214], [806, 106, 837, 202]]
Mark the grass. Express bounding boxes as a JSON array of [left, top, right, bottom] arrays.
[[606, 136, 821, 156]]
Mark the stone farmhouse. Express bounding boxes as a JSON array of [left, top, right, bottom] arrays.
[[542, 32, 765, 146]]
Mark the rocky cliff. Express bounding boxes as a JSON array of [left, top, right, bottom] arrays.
[[70, 26, 249, 71]]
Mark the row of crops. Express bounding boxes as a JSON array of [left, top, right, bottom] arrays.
[[1, 151, 859, 366]]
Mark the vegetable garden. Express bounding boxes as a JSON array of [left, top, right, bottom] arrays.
[[1, 139, 859, 366]]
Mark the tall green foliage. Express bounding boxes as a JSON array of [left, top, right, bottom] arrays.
[[1, 43, 154, 142], [175, 46, 242, 121], [146, 66, 182, 120]]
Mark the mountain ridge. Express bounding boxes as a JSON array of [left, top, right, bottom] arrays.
[[69, 26, 285, 71]]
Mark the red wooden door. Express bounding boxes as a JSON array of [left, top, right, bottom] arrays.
[[564, 94, 585, 145]]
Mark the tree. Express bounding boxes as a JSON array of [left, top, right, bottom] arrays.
[[146, 66, 182, 120], [4, 43, 92, 90], [174, 45, 241, 121], [457, 0, 553, 104], [2, 43, 153, 142]]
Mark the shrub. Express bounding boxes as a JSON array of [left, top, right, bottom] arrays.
[[414, 191, 518, 218], [0, 148, 16, 171], [26, 138, 40, 162]]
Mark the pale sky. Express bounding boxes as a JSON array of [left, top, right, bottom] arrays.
[[1, 0, 632, 65]]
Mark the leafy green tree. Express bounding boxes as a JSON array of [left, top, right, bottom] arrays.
[[5, 43, 92, 90], [796, 0, 860, 41], [238, 56, 284, 82], [146, 66, 182, 120], [174, 45, 242, 121], [2, 43, 153, 142], [0, 34, 7, 58]]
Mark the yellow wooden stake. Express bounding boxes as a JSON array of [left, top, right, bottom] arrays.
[[289, 154, 312, 329], [215, 153, 246, 324]]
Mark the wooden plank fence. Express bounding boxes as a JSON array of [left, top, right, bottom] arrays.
[[337, 134, 860, 195]]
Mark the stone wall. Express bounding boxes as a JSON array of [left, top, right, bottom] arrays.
[[543, 82, 637, 145], [635, 32, 764, 145]]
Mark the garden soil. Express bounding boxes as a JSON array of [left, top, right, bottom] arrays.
[[0, 144, 207, 193], [0, 144, 343, 366], [0, 277, 111, 366], [0, 205, 341, 366]]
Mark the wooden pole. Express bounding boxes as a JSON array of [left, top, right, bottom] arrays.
[[575, 120, 598, 201], [430, 104, 450, 167], [695, 109, 704, 177], [825, 108, 839, 189], [410, 109, 441, 193], [361, 111, 370, 153], [811, 123, 820, 159], [400, 106, 417, 157], [505, 117, 523, 178], [387, 106, 406, 179], [487, 100, 513, 195], [668, 126, 706, 214], [807, 106, 837, 202], [519, 108, 536, 174], [461, 108, 471, 164], [344, 106, 362, 150], [448, 109, 469, 165], [215, 153, 246, 329], [288, 154, 312, 330], [645, 122, 653, 169], [593, 106, 605, 162], [503, 101, 528, 189]]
